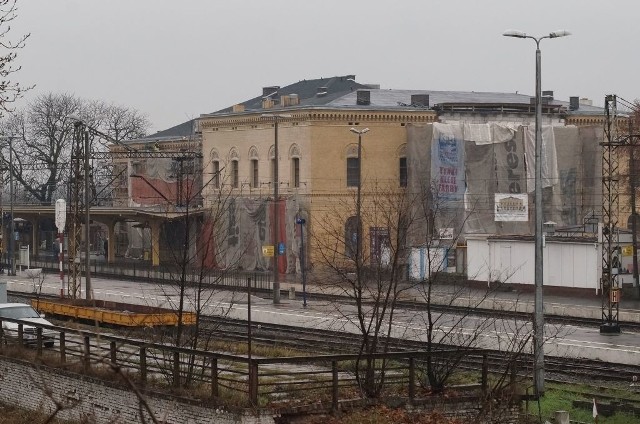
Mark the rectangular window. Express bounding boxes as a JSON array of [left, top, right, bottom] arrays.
[[131, 161, 145, 175], [292, 158, 300, 188], [212, 161, 220, 188], [251, 159, 259, 188], [370, 227, 390, 266], [232, 160, 239, 188], [346, 157, 360, 187], [399, 157, 407, 187]]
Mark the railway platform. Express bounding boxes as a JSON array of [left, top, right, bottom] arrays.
[[1, 269, 640, 324]]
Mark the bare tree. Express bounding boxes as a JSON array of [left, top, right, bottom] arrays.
[[312, 175, 552, 405], [313, 182, 417, 397], [137, 153, 250, 389], [101, 102, 151, 142], [3, 93, 80, 203], [0, 0, 30, 116], [0, 92, 151, 204]]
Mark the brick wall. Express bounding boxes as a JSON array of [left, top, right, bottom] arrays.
[[0, 357, 274, 424]]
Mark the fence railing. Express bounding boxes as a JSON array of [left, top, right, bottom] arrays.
[[0, 317, 493, 410], [27, 257, 273, 291]]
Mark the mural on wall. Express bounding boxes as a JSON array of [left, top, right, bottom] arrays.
[[212, 195, 307, 273], [221, 197, 269, 271]]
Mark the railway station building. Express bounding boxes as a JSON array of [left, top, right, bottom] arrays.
[[11, 74, 633, 292]]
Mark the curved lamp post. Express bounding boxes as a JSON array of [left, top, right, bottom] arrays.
[[503, 29, 570, 397]]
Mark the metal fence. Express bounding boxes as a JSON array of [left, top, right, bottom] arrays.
[[28, 257, 273, 291], [0, 317, 492, 410]]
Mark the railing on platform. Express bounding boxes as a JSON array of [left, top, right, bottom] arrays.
[[27, 256, 273, 291], [0, 317, 491, 410]]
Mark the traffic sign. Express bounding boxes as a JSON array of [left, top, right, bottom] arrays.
[[278, 242, 285, 256], [55, 199, 66, 233]]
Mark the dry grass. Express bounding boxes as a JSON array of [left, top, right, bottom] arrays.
[[301, 405, 465, 424], [0, 402, 75, 424]]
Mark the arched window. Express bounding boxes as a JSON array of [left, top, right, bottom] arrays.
[[231, 160, 239, 188], [229, 148, 240, 188], [398, 144, 407, 187], [269, 145, 276, 186], [210, 149, 220, 188], [249, 146, 259, 188], [289, 144, 301, 188], [345, 144, 360, 187]]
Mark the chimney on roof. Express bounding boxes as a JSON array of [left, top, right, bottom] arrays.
[[410, 94, 430, 108], [530, 96, 551, 105], [345, 75, 356, 81], [280, 94, 300, 107], [542, 90, 554, 99], [569, 96, 580, 111], [262, 86, 279, 98], [262, 98, 275, 109], [357, 90, 371, 106], [232, 104, 245, 113], [580, 97, 593, 106]]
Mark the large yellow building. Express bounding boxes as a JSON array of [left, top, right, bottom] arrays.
[[197, 77, 435, 272], [190, 75, 608, 275]]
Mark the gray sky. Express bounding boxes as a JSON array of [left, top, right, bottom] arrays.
[[10, 1, 640, 133]]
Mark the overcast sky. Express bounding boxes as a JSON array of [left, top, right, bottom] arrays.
[[10, 1, 640, 133]]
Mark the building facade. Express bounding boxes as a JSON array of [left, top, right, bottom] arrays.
[[190, 76, 609, 278]]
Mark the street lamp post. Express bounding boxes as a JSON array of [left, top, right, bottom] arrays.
[[349, 128, 369, 266], [0, 136, 17, 276], [261, 113, 291, 304], [7, 136, 15, 276], [82, 126, 91, 299], [503, 29, 570, 397], [295, 216, 307, 307]]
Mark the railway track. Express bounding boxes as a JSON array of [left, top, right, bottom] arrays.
[[10, 290, 640, 390]]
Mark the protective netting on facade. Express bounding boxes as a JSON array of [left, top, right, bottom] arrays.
[[213, 195, 309, 273], [407, 122, 602, 245]]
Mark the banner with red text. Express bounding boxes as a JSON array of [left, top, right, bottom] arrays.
[[431, 123, 465, 202]]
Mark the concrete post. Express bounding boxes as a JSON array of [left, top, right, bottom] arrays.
[[149, 221, 161, 266], [554, 410, 569, 424]]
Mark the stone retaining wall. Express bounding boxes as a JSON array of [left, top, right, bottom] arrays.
[[0, 357, 274, 424]]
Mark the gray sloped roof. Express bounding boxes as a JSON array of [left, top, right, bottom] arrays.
[[328, 89, 532, 107], [124, 76, 605, 146], [211, 75, 371, 114], [130, 119, 198, 144], [326, 89, 604, 115], [206, 74, 604, 116]]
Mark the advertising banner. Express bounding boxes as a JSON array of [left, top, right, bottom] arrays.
[[494, 193, 528, 221], [431, 123, 465, 202]]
